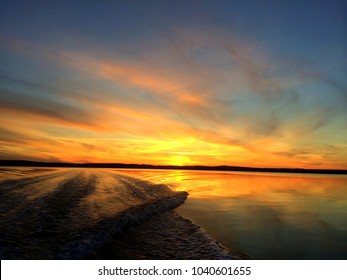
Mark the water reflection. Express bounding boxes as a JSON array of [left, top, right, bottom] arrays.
[[113, 169, 347, 259]]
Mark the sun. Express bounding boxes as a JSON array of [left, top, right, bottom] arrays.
[[170, 155, 191, 166]]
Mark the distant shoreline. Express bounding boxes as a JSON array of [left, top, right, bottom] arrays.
[[0, 160, 346, 175]]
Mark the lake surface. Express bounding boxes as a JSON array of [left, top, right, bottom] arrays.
[[1, 167, 346, 259], [115, 169, 347, 259], [0, 167, 235, 259]]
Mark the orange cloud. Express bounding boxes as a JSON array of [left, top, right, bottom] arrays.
[[1, 32, 346, 169]]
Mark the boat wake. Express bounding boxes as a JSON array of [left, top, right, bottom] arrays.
[[0, 168, 239, 259]]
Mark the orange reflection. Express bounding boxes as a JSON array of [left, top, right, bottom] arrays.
[[117, 169, 347, 200]]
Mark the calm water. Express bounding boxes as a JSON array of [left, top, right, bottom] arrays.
[[115, 169, 347, 259]]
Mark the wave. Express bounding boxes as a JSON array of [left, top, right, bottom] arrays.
[[0, 168, 239, 259], [91, 210, 242, 260], [57, 192, 188, 259]]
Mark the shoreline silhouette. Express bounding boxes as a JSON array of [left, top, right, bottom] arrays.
[[0, 160, 346, 175]]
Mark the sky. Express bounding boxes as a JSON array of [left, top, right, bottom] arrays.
[[0, 0, 346, 169]]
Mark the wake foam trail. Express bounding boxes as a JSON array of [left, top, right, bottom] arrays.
[[56, 192, 188, 259], [0, 168, 243, 260], [92, 210, 243, 260], [0, 170, 96, 259], [0, 168, 189, 259]]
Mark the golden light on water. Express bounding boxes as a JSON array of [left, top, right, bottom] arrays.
[[152, 170, 347, 199]]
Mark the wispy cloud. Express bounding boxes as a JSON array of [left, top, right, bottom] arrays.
[[0, 27, 346, 168]]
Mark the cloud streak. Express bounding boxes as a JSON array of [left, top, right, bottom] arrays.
[[0, 24, 346, 168]]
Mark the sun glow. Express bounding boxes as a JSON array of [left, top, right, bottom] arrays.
[[170, 155, 192, 166], [1, 3, 346, 170]]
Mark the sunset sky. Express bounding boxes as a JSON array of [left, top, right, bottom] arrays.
[[1, 0, 346, 169]]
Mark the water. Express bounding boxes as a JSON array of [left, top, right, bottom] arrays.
[[1, 167, 346, 259], [0, 167, 236, 260], [0, 168, 188, 259], [114, 169, 347, 259]]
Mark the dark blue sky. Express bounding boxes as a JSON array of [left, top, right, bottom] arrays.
[[2, 0, 345, 55]]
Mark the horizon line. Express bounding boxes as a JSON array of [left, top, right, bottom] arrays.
[[0, 159, 346, 175]]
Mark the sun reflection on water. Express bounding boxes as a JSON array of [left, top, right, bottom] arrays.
[[112, 169, 347, 259]]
